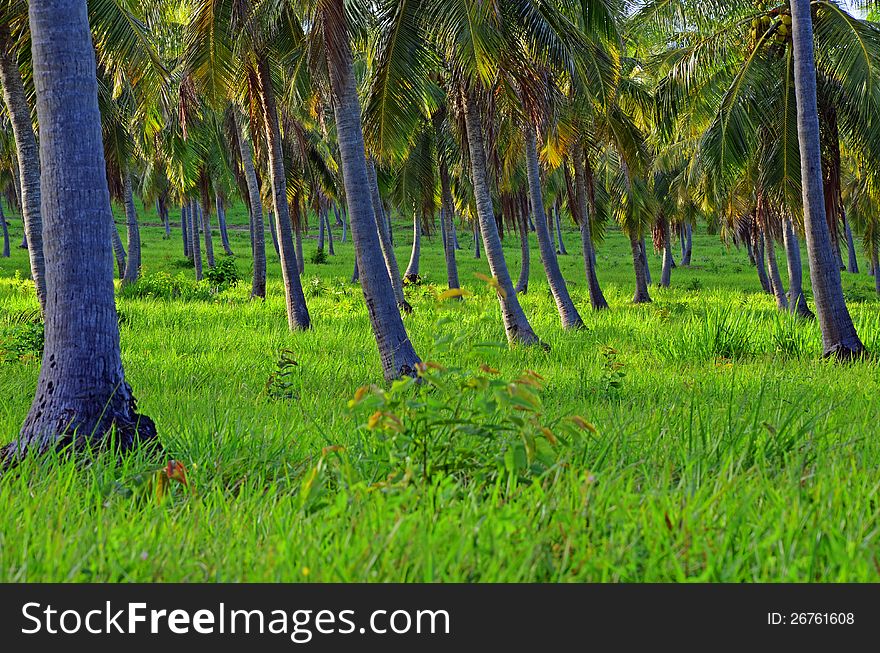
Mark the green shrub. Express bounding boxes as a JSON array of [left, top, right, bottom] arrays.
[[204, 256, 240, 290], [119, 271, 213, 301], [310, 248, 328, 265], [0, 311, 44, 362]]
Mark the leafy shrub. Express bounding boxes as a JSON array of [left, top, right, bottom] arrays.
[[596, 345, 625, 399], [264, 349, 299, 400], [0, 310, 44, 362], [310, 248, 328, 265], [346, 362, 594, 491], [306, 276, 325, 298], [119, 272, 213, 301], [204, 256, 240, 290]]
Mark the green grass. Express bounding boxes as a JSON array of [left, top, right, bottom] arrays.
[[1, 201, 879, 582]]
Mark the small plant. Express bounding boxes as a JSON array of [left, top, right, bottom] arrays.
[[0, 313, 44, 363], [265, 349, 299, 400], [306, 276, 325, 298], [347, 362, 594, 491], [119, 272, 213, 301], [597, 345, 625, 399], [310, 248, 328, 265], [684, 277, 703, 292], [204, 256, 240, 290]]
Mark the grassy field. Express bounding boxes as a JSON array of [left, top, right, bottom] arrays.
[[1, 200, 879, 582]]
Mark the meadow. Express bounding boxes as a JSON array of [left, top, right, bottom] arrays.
[[1, 202, 879, 582]]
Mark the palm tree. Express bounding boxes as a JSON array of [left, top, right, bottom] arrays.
[[789, 0, 863, 357], [6, 0, 156, 461]]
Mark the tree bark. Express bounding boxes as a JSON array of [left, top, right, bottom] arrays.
[[111, 222, 126, 277], [189, 199, 203, 280], [790, 0, 864, 357], [554, 204, 568, 255], [255, 55, 310, 330], [763, 229, 788, 311], [640, 237, 652, 286], [573, 147, 608, 309], [234, 112, 266, 298], [324, 0, 421, 379], [0, 201, 9, 257], [404, 213, 421, 283], [515, 208, 530, 294], [523, 127, 583, 327], [754, 229, 771, 293], [463, 90, 542, 346], [267, 211, 280, 255], [216, 192, 233, 255], [0, 24, 46, 312], [8, 0, 156, 460], [873, 250, 880, 295], [681, 223, 693, 266], [159, 198, 171, 240], [199, 197, 215, 268], [436, 128, 460, 291], [782, 217, 813, 317], [181, 203, 190, 258], [659, 216, 673, 288], [325, 210, 335, 255], [122, 171, 142, 286], [843, 216, 858, 273], [473, 222, 480, 258], [367, 157, 409, 311], [295, 224, 304, 275], [317, 205, 326, 251], [631, 235, 652, 303]]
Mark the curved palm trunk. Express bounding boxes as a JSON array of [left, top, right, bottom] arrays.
[[754, 230, 771, 293], [640, 238, 652, 286], [681, 223, 693, 266], [515, 209, 530, 294], [0, 25, 46, 312], [324, 0, 420, 379], [111, 224, 126, 277], [317, 206, 326, 251], [200, 200, 215, 268], [181, 204, 190, 258], [473, 222, 480, 258], [0, 202, 9, 257], [437, 143, 460, 292], [255, 60, 309, 330], [216, 193, 233, 256], [451, 217, 461, 249], [659, 217, 673, 288], [234, 113, 266, 298], [573, 147, 608, 309], [524, 127, 583, 328], [463, 91, 541, 346], [763, 231, 788, 310], [122, 171, 142, 286], [783, 217, 813, 318], [790, 0, 863, 357], [8, 0, 156, 460], [326, 211, 335, 255], [267, 211, 280, 255], [554, 204, 568, 255], [404, 213, 421, 283], [631, 234, 652, 303], [367, 158, 409, 311], [189, 200, 203, 281], [843, 216, 858, 273]]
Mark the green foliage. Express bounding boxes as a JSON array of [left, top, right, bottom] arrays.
[[119, 271, 213, 301], [204, 256, 240, 290], [596, 345, 625, 399], [0, 310, 44, 363], [310, 248, 328, 265], [264, 349, 299, 400]]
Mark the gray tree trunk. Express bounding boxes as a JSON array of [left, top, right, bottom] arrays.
[[437, 139, 460, 291], [216, 193, 233, 256], [523, 127, 583, 327], [755, 230, 771, 293], [122, 171, 142, 286], [267, 211, 279, 255], [189, 199, 202, 280], [200, 200, 215, 268], [515, 210, 530, 294], [783, 217, 813, 317], [110, 222, 126, 277], [790, 0, 864, 357], [367, 157, 409, 311], [0, 202, 9, 257], [640, 237, 652, 286], [451, 216, 461, 249], [234, 112, 266, 298], [181, 204, 190, 258], [473, 222, 480, 258], [660, 217, 673, 288], [325, 210, 335, 255], [255, 57, 310, 330], [159, 199, 171, 240], [554, 204, 568, 255], [762, 228, 789, 310], [463, 91, 541, 346], [317, 206, 326, 251], [404, 213, 421, 283], [0, 24, 46, 312], [9, 0, 156, 460], [631, 235, 652, 303], [295, 225, 304, 275], [573, 148, 608, 309], [843, 216, 858, 273], [324, 0, 421, 379], [873, 250, 880, 295], [681, 223, 692, 266]]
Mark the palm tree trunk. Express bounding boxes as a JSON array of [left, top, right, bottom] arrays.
[[0, 202, 9, 257], [159, 198, 171, 240], [324, 0, 421, 379], [763, 230, 788, 310], [255, 56, 310, 330], [843, 216, 858, 273], [640, 237, 652, 286], [122, 171, 142, 286], [463, 90, 541, 346], [573, 146, 608, 309], [199, 200, 215, 268], [790, 0, 864, 357], [783, 217, 813, 317], [437, 132, 460, 291], [367, 157, 409, 311], [515, 209, 530, 294], [524, 127, 583, 327], [554, 204, 568, 255], [873, 250, 880, 295], [452, 218, 461, 250], [216, 193, 233, 256], [189, 199, 203, 281], [326, 210, 335, 255], [0, 24, 46, 312], [267, 211, 280, 255], [681, 223, 693, 266], [111, 222, 126, 277], [754, 229, 771, 293], [473, 222, 481, 258], [9, 0, 156, 459], [234, 112, 266, 298], [404, 213, 421, 283], [631, 234, 652, 303], [181, 204, 190, 258], [318, 206, 326, 251], [295, 224, 304, 275], [660, 216, 673, 288]]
